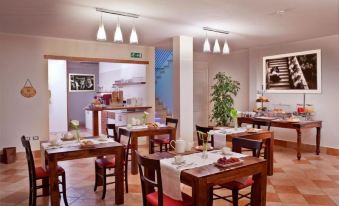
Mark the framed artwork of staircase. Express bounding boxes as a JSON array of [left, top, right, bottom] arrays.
[[263, 49, 321, 93]]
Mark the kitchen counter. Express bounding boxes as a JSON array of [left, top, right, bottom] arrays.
[[86, 106, 152, 136]]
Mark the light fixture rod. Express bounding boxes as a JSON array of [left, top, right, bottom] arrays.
[[96, 8, 139, 18], [203, 27, 229, 35]]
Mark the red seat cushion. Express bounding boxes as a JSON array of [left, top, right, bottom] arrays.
[[95, 157, 116, 168], [35, 166, 65, 179], [146, 192, 192, 206], [153, 135, 171, 144], [220, 177, 254, 190]]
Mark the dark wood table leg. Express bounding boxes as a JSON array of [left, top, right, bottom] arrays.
[[92, 110, 99, 136], [114, 147, 124, 204], [48, 155, 60, 206], [192, 179, 209, 206], [131, 134, 138, 175], [316, 127, 321, 155], [265, 133, 274, 176], [42, 154, 49, 195], [251, 163, 267, 206], [296, 129, 301, 160], [149, 135, 154, 154]]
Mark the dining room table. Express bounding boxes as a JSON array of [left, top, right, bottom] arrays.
[[145, 150, 268, 206], [210, 127, 274, 176], [238, 117, 322, 160], [118, 125, 176, 175], [40, 137, 125, 206]]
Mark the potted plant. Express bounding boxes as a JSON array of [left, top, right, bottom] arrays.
[[210, 72, 240, 126]]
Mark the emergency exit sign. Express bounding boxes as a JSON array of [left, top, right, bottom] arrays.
[[131, 52, 142, 58]]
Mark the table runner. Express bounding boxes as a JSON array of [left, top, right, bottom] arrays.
[[160, 151, 246, 201], [40, 138, 115, 170]]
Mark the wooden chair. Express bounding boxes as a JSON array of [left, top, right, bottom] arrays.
[[136, 151, 192, 206], [252, 119, 271, 157], [213, 137, 263, 206], [94, 124, 129, 199], [150, 117, 178, 153], [196, 125, 214, 147], [21, 136, 68, 206]]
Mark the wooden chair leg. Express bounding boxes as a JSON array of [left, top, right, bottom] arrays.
[[29, 187, 33, 206], [160, 144, 163, 152], [165, 144, 168, 152], [101, 168, 107, 200], [232, 189, 239, 206], [94, 163, 98, 191], [61, 174, 69, 206], [32, 187, 37, 206], [125, 161, 129, 193]]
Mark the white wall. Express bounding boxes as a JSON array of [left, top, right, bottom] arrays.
[[48, 60, 68, 132], [0, 33, 155, 151], [99, 62, 147, 101], [193, 50, 250, 125], [249, 34, 339, 149]]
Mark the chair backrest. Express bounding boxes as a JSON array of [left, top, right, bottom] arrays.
[[166, 117, 178, 129], [196, 125, 214, 146], [232, 137, 263, 157], [106, 124, 119, 142], [136, 151, 164, 206], [252, 119, 271, 131], [21, 136, 36, 187]]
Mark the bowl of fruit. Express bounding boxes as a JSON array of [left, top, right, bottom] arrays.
[[214, 157, 243, 168]]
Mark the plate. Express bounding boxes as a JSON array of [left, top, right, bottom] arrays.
[[195, 146, 214, 151], [61, 138, 75, 141], [214, 160, 244, 168], [171, 160, 186, 165]]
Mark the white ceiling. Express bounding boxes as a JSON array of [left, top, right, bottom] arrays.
[[0, 0, 338, 51]]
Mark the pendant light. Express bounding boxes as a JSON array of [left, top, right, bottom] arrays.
[[130, 26, 138, 44], [213, 39, 221, 53], [114, 17, 123, 43], [203, 32, 211, 53], [96, 14, 107, 41], [222, 39, 230, 55]]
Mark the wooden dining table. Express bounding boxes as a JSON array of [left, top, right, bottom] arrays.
[[119, 126, 176, 175], [42, 139, 125, 206], [146, 152, 268, 206], [211, 129, 274, 176], [238, 117, 322, 160]]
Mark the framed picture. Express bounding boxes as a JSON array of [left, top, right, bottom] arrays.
[[263, 49, 321, 93], [69, 73, 95, 92]]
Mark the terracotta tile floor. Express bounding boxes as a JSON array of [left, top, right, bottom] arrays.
[[0, 143, 338, 205]]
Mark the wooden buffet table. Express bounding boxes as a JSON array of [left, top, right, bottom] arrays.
[[85, 106, 152, 136], [238, 117, 322, 160], [146, 152, 267, 206], [43, 140, 125, 206], [119, 126, 176, 175]]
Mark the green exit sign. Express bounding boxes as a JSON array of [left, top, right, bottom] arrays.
[[131, 52, 142, 58]]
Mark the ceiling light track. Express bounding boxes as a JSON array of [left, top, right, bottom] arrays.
[[203, 27, 229, 35], [95, 8, 139, 19]]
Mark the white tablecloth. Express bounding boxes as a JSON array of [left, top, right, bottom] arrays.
[[40, 138, 115, 170], [160, 151, 246, 201]]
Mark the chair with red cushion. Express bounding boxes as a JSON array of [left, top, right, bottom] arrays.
[[150, 117, 178, 153], [196, 125, 214, 147], [136, 151, 192, 206], [21, 136, 68, 206], [213, 137, 263, 206], [94, 124, 129, 199]]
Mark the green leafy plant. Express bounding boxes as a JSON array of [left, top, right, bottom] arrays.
[[210, 72, 240, 126]]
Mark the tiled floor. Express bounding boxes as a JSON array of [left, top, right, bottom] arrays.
[[0, 141, 338, 205]]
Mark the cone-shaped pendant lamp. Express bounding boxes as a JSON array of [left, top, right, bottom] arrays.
[[96, 14, 106, 41], [213, 39, 221, 53], [114, 17, 123, 43], [130, 26, 138, 44], [223, 39, 230, 54]]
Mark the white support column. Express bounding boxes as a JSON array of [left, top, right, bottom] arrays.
[[173, 36, 194, 142]]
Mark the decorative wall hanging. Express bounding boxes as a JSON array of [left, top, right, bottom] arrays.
[[20, 79, 36, 98], [69, 73, 95, 92], [263, 49, 321, 93]]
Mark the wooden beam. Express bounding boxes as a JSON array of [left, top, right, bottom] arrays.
[[44, 55, 149, 65]]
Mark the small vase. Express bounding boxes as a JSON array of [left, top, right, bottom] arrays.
[[76, 129, 81, 143], [202, 142, 208, 159], [234, 118, 238, 130]]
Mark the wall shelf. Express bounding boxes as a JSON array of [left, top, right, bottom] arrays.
[[112, 82, 146, 87]]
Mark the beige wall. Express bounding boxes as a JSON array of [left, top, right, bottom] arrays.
[[0, 33, 155, 151], [193, 50, 250, 125], [249, 34, 339, 148]]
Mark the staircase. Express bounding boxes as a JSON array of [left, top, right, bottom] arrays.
[[155, 97, 172, 123], [267, 57, 290, 89]]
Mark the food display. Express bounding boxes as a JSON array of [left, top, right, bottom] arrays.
[[80, 140, 95, 148], [146, 122, 160, 128], [215, 157, 243, 168], [287, 116, 300, 122]]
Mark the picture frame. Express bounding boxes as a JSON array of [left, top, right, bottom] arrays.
[[69, 73, 95, 92], [263, 49, 321, 93]]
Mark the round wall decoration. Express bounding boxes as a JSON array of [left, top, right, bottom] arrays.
[[20, 79, 36, 98]]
